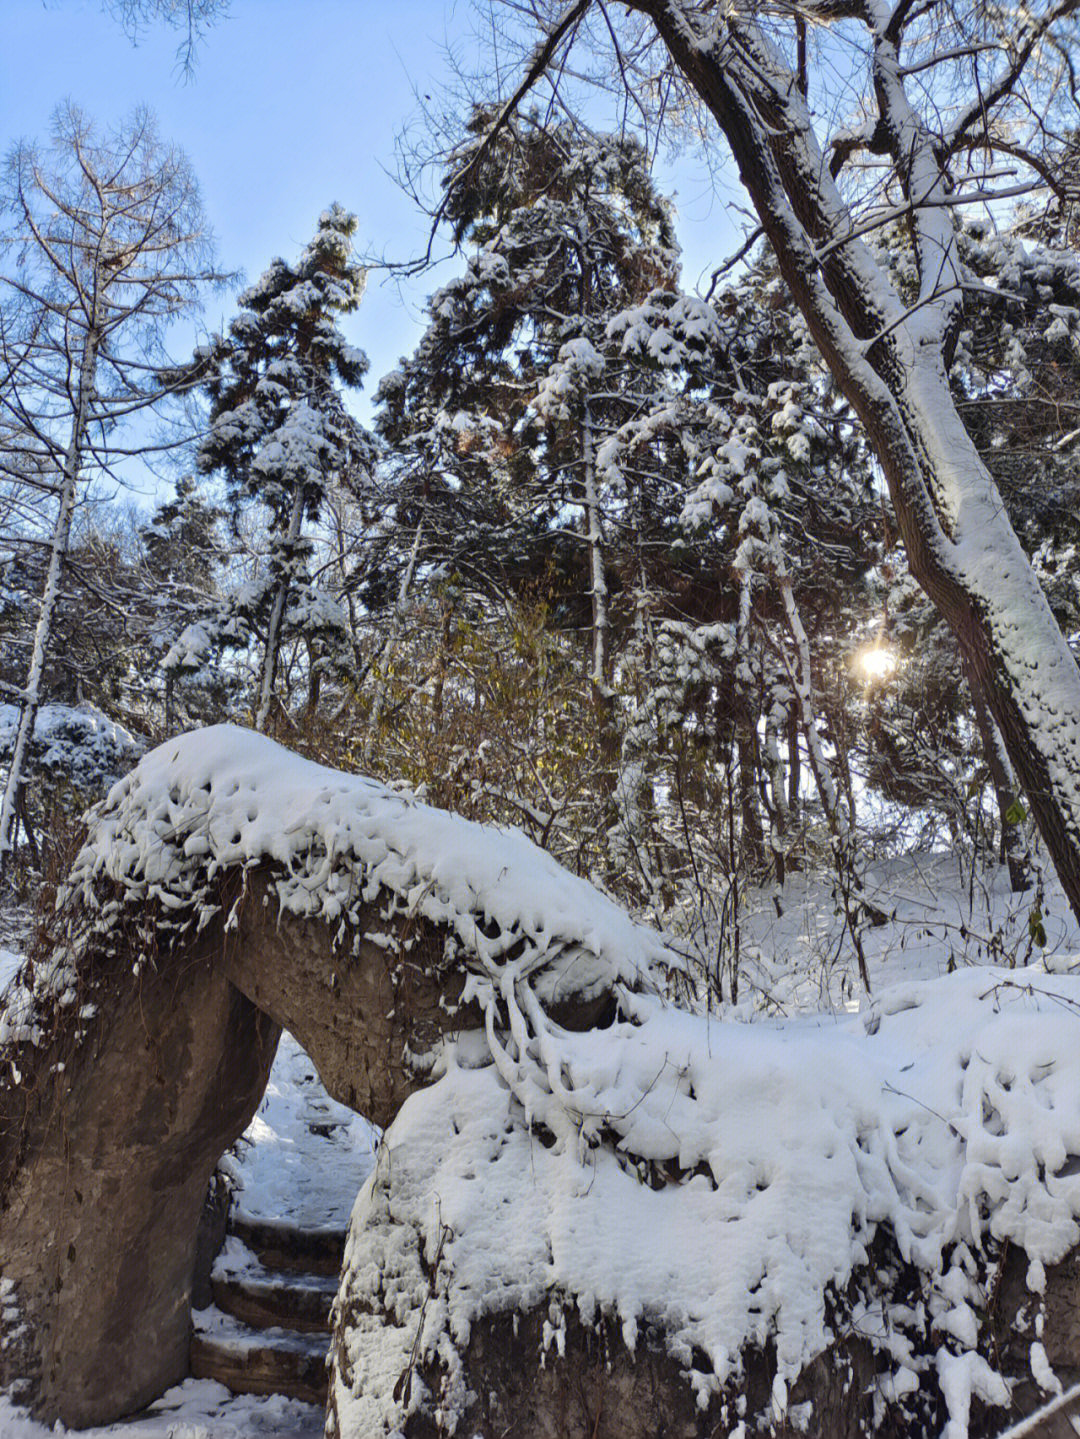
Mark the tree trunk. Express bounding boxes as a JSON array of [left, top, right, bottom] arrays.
[[778, 575, 875, 987], [733, 579, 764, 869], [582, 404, 609, 693], [306, 638, 322, 717], [360, 515, 423, 768], [787, 705, 801, 827], [622, 0, 1080, 924], [0, 322, 100, 869], [736, 718, 765, 870], [763, 711, 790, 885], [968, 668, 1032, 893], [254, 483, 306, 733]]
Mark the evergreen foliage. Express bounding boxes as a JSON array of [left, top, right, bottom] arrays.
[[190, 204, 377, 728]]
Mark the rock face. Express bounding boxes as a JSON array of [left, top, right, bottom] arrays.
[[329, 1230, 1080, 1439], [388, 1308, 881, 1439], [988, 1245, 1080, 1434], [0, 932, 280, 1426], [0, 868, 475, 1427], [325, 972, 1080, 1439], [220, 870, 476, 1131]]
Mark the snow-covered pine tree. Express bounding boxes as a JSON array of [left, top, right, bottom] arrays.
[[602, 244, 882, 889], [195, 205, 376, 730], [137, 476, 238, 732], [382, 158, 885, 915], [378, 112, 679, 694]]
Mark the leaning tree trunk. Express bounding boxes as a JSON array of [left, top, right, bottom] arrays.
[[622, 0, 1080, 924], [0, 322, 100, 869]]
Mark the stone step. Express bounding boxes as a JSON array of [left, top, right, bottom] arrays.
[[190, 1305, 330, 1407], [212, 1237, 338, 1334], [229, 1213, 346, 1277]]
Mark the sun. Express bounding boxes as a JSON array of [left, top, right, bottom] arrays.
[[857, 644, 897, 682]]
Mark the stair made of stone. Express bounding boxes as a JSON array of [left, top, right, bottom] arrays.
[[191, 1216, 347, 1407], [231, 1213, 347, 1276]]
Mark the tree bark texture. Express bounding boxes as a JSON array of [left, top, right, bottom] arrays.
[[254, 483, 306, 733]]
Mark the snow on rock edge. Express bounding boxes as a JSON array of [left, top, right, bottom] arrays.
[[332, 969, 1080, 1438], [59, 724, 676, 1003]]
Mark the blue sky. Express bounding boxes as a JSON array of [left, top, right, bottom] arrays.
[[1, 1, 739, 444]]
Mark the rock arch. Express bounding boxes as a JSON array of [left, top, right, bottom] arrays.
[[0, 727, 664, 1428], [0, 875, 456, 1426], [3, 727, 1080, 1438]]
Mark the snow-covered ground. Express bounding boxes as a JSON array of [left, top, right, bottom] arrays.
[[0, 1381, 325, 1439], [0, 948, 21, 997], [221, 1032, 378, 1230], [728, 850, 1077, 1012]]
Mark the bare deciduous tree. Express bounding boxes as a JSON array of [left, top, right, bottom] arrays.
[[0, 104, 224, 867], [102, 0, 230, 70]]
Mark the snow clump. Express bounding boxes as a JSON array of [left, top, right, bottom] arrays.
[[60, 725, 676, 1008]]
